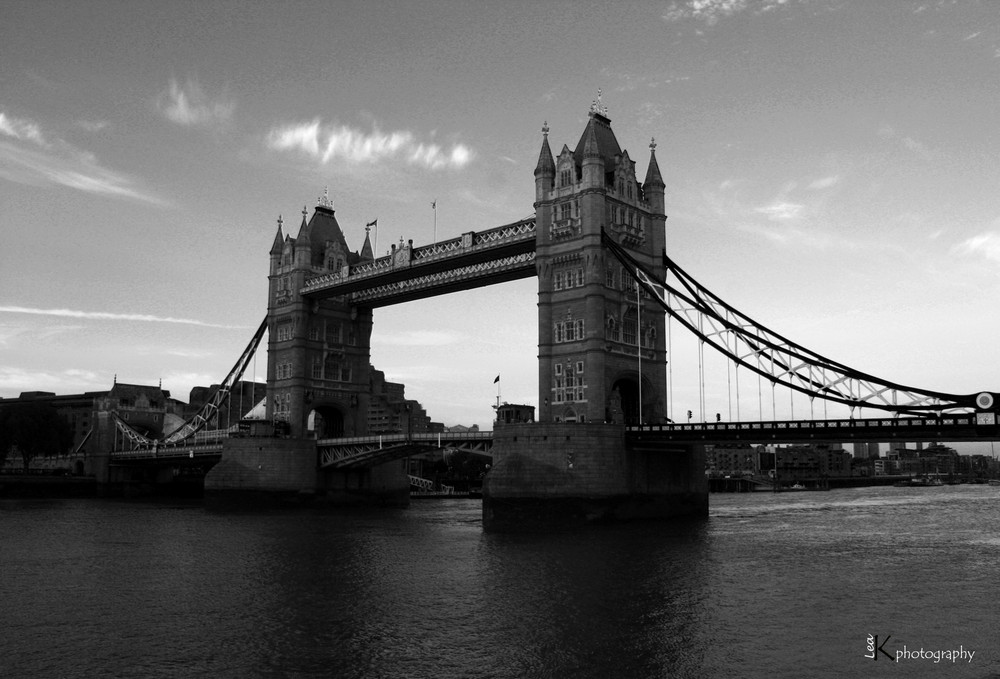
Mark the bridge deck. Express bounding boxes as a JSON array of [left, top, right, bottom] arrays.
[[318, 431, 494, 469], [627, 414, 998, 446]]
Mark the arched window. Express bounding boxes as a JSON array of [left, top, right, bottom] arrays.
[[622, 309, 637, 345]]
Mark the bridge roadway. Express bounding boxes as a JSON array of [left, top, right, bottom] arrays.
[[317, 431, 494, 469], [627, 413, 998, 449], [300, 217, 536, 306], [108, 414, 998, 466]]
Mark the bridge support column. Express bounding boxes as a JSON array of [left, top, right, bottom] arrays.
[[482, 423, 707, 531], [205, 438, 409, 506]]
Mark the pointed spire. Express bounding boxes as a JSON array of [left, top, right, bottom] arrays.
[[534, 120, 555, 178], [582, 120, 601, 160], [270, 214, 285, 255], [296, 205, 311, 243], [360, 224, 374, 261], [643, 137, 665, 190]]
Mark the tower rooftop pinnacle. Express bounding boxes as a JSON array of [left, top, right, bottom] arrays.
[[534, 120, 555, 177], [573, 93, 621, 170]]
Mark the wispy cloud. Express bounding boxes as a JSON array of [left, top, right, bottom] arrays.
[[754, 200, 804, 221], [0, 112, 47, 146], [77, 119, 110, 133], [0, 110, 164, 204], [807, 175, 839, 190], [951, 232, 1000, 263], [157, 78, 234, 128], [0, 366, 105, 394], [663, 0, 796, 25], [267, 119, 474, 170], [878, 124, 933, 160], [0, 306, 246, 329]]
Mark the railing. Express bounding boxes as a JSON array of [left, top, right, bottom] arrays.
[[630, 415, 979, 435], [626, 413, 996, 443], [301, 218, 535, 294]]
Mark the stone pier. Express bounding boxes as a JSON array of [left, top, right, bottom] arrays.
[[482, 422, 707, 531], [204, 438, 409, 506]]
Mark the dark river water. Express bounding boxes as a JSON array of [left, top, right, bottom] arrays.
[[1, 485, 997, 679]]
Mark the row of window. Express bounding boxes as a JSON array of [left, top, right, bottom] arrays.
[[308, 323, 356, 345], [556, 200, 579, 222], [552, 360, 586, 404], [553, 268, 584, 290], [276, 322, 357, 345], [605, 265, 647, 294], [606, 314, 655, 347], [554, 319, 585, 343], [273, 393, 291, 416], [312, 359, 352, 382]]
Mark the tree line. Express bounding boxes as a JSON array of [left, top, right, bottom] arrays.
[[0, 402, 74, 471]]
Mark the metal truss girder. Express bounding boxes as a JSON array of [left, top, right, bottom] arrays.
[[112, 318, 267, 450], [318, 432, 495, 469], [302, 218, 536, 298], [627, 413, 996, 445], [347, 252, 535, 307], [161, 317, 268, 444], [602, 231, 985, 415]]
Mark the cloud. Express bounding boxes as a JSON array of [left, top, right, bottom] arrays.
[[663, 0, 793, 25], [951, 232, 1000, 263], [807, 175, 839, 190], [755, 200, 804, 221], [77, 119, 110, 133], [0, 110, 165, 204], [0, 306, 246, 329], [157, 78, 234, 128], [267, 119, 474, 170], [878, 124, 932, 160], [0, 366, 105, 394], [0, 112, 47, 146]]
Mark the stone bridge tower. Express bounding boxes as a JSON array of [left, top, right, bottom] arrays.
[[533, 99, 668, 425], [265, 192, 375, 439]]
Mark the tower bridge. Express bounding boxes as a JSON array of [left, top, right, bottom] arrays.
[[106, 100, 1000, 527]]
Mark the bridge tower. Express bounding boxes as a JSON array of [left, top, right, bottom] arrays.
[[483, 101, 706, 530], [534, 101, 668, 425], [265, 193, 374, 439]]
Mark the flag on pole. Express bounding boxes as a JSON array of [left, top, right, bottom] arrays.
[[366, 219, 377, 227], [494, 374, 500, 384], [431, 200, 436, 210]]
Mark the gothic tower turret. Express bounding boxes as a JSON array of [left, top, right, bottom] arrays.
[[534, 96, 668, 425], [266, 191, 373, 439]]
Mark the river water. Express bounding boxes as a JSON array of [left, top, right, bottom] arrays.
[[1, 485, 997, 679]]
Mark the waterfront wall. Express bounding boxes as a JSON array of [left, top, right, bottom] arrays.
[[482, 422, 707, 530]]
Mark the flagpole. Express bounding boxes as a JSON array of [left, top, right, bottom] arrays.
[[432, 199, 437, 243], [637, 267, 642, 425]]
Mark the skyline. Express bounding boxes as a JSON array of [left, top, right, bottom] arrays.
[[4, 1, 1000, 444]]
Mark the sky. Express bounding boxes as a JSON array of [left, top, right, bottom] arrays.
[[3, 0, 1000, 449]]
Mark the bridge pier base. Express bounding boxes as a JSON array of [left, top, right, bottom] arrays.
[[204, 438, 409, 507], [482, 423, 707, 531]]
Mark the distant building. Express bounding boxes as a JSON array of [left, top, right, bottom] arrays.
[[0, 381, 181, 473], [367, 367, 434, 435]]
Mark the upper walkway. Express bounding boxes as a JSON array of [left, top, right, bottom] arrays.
[[301, 217, 536, 306]]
